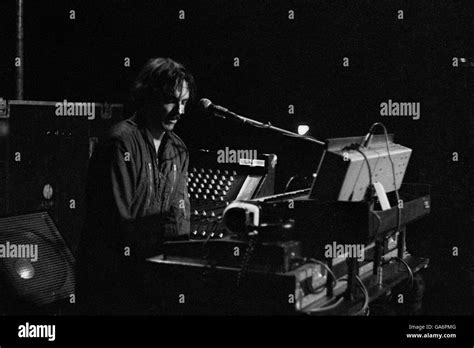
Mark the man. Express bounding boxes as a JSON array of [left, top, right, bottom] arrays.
[[77, 58, 195, 314]]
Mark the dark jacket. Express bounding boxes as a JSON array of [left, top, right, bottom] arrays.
[[77, 114, 190, 314]]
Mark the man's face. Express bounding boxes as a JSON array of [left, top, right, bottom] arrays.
[[153, 80, 190, 132]]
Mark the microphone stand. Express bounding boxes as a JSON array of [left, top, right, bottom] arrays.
[[215, 108, 326, 147]]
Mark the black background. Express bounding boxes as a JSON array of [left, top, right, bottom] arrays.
[[0, 0, 472, 317]]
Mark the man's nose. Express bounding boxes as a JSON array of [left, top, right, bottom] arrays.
[[178, 103, 185, 115]]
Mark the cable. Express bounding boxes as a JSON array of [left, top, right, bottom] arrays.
[[365, 122, 402, 234], [389, 256, 414, 290], [354, 147, 374, 203], [306, 275, 369, 315], [305, 296, 345, 314], [340, 141, 374, 203], [337, 276, 369, 316], [372, 211, 382, 237], [381, 125, 402, 235], [351, 275, 370, 316]]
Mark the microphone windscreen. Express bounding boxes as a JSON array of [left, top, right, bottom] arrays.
[[199, 98, 212, 110]]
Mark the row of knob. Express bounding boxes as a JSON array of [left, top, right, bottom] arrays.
[[190, 194, 226, 201], [192, 210, 223, 218], [191, 230, 225, 239], [190, 168, 238, 176], [189, 174, 235, 183], [189, 187, 229, 198], [189, 182, 232, 191], [189, 178, 234, 186]]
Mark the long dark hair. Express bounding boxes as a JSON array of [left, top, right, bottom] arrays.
[[131, 57, 196, 111]]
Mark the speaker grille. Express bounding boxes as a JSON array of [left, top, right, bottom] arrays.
[[0, 212, 75, 306]]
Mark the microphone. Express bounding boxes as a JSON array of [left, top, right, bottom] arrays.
[[199, 98, 237, 120], [361, 131, 373, 148], [344, 131, 372, 151]]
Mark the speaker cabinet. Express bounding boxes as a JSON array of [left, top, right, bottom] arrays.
[[0, 100, 124, 256], [0, 212, 75, 312]]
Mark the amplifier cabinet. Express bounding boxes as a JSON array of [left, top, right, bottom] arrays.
[[0, 99, 124, 255]]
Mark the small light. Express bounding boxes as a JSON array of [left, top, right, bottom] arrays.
[[43, 184, 53, 200], [297, 125, 309, 135]]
